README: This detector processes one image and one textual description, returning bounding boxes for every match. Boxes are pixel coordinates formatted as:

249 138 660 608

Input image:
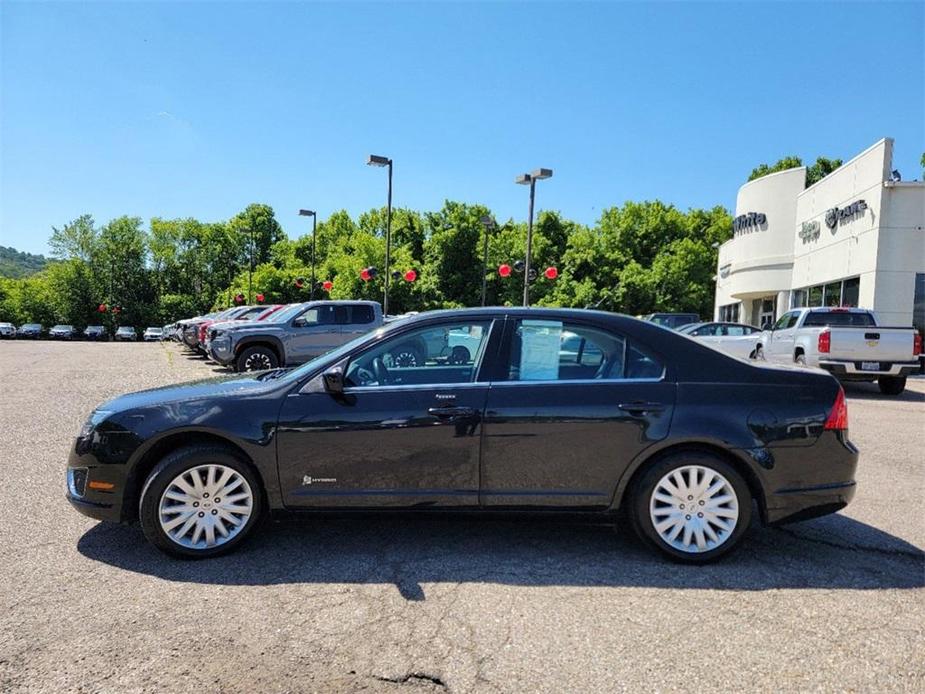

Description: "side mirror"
292 316 306 328
322 366 345 396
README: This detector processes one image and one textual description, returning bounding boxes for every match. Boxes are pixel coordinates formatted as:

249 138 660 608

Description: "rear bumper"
765 480 857 525
818 360 918 378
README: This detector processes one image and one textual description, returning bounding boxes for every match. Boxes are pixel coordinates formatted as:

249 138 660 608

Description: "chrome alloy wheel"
648 465 739 554
244 352 272 370
158 464 254 549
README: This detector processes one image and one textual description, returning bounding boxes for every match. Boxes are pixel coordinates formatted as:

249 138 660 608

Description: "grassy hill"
0 245 49 278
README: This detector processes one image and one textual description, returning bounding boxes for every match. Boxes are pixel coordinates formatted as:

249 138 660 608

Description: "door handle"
618 402 666 415
427 406 475 419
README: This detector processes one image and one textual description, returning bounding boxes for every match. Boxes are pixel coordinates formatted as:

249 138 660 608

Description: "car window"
349 304 375 324
298 305 336 326
803 311 876 327
772 312 795 330
693 324 720 336
345 321 492 388
507 320 663 382
725 325 748 336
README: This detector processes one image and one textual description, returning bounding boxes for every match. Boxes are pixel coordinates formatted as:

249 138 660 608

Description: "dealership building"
714 138 925 331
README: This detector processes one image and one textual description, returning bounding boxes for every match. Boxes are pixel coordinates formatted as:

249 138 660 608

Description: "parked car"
0 322 16 339
16 323 42 339
208 300 383 372
677 322 762 360
196 305 269 351
643 313 700 330
143 327 164 342
67 307 857 563
114 326 137 342
756 307 921 395
49 324 78 340
83 325 108 341
203 304 287 355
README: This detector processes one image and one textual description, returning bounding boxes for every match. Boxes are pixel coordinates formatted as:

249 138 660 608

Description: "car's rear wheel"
754 346 765 360
878 375 906 395
795 352 806 366
236 345 279 372
630 453 751 563
139 445 263 558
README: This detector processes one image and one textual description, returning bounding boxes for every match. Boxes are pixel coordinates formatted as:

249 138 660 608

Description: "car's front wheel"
139 445 263 558
630 453 751 564
236 345 279 372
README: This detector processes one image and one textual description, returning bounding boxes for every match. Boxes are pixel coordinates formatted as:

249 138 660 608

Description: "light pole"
246 225 255 304
479 215 496 307
515 168 553 306
367 154 393 315
298 209 317 299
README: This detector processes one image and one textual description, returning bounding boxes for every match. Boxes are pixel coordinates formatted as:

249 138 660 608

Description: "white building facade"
714 138 925 331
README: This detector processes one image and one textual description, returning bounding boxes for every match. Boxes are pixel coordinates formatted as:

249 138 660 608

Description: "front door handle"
618 402 666 416
427 406 476 419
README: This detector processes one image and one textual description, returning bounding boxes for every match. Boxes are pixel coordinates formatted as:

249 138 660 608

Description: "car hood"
217 320 284 334
98 372 287 414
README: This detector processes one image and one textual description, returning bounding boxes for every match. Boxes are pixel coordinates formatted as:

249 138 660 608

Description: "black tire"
878 375 906 395
236 345 279 372
795 352 806 366
629 452 752 564
391 343 424 368
449 346 471 365
139 444 264 559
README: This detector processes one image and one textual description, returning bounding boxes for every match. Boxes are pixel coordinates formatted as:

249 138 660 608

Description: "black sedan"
66 308 858 563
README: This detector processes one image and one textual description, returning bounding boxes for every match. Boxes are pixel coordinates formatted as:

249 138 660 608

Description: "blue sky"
1 1 923 256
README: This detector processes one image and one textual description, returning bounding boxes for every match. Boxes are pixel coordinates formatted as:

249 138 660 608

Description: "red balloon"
256 293 265 302
498 264 512 278
322 280 333 292
544 266 558 280
360 268 371 282
98 303 107 313
404 269 417 283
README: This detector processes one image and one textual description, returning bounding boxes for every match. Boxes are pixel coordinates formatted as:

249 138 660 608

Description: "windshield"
53 325 72 330
23 324 40 329
117 327 133 332
266 304 306 323
87 326 103 330
275 316 415 383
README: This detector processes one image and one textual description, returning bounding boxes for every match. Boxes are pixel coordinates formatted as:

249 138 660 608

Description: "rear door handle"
618 402 666 415
427 406 476 419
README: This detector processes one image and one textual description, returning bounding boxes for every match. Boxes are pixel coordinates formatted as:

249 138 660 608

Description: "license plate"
860 361 880 371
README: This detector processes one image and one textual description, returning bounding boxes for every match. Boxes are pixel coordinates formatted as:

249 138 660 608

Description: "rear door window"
349 304 375 324
507 320 664 381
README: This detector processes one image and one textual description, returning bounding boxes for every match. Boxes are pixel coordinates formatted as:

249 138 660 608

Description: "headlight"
78 410 113 439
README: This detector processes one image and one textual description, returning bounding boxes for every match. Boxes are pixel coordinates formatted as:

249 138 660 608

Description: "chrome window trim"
489 376 666 387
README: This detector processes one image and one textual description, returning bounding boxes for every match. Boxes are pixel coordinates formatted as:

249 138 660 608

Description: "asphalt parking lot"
0 341 922 693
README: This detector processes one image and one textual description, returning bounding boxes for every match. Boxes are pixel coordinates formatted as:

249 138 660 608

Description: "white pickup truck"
756 307 922 395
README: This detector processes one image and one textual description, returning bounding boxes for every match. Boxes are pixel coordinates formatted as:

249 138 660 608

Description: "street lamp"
515 167 553 306
367 154 393 315
298 209 317 299
479 215 496 307
246 225 255 304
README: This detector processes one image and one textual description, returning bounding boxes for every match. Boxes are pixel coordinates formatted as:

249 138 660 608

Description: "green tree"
748 155 842 187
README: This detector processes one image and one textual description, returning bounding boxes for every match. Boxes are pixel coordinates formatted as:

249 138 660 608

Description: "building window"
842 277 860 308
914 273 925 334
795 277 860 309
719 303 739 322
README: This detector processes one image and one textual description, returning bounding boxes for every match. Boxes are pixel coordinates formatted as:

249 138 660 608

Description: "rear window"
803 311 875 327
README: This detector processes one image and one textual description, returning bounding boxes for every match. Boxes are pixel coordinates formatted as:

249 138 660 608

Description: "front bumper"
65 435 133 524
207 339 235 366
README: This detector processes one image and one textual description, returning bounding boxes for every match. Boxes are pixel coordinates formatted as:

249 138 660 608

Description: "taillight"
824 385 848 431
818 330 831 354
915 333 923 356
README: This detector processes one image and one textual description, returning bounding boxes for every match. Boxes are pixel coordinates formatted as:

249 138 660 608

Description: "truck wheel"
755 346 765 361
392 344 424 367
236 345 279 372
449 346 470 365
794 353 806 366
878 376 906 396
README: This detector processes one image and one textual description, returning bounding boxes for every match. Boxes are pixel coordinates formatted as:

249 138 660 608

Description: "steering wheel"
372 356 390 385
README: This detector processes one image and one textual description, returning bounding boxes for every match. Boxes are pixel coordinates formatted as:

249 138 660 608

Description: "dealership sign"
733 211 767 235
798 220 820 243
825 199 867 230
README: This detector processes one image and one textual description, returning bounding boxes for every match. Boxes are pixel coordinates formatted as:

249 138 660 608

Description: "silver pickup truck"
756 307 921 395
208 300 383 372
